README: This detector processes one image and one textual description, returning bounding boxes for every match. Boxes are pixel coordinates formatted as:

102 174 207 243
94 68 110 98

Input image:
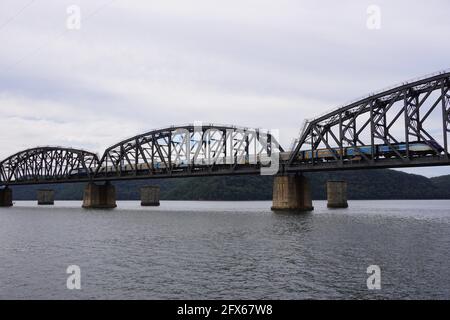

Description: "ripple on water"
0 200 449 299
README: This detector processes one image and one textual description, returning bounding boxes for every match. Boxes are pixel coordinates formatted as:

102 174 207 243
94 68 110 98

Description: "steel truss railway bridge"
1 71 450 210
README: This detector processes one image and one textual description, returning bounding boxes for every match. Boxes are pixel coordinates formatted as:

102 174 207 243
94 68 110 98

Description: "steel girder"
94 124 283 178
288 71 450 169
0 147 99 185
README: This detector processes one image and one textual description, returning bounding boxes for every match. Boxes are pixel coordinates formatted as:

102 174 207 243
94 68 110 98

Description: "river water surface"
0 200 449 299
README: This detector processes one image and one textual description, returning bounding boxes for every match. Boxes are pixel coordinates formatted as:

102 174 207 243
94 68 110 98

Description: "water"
0 200 449 300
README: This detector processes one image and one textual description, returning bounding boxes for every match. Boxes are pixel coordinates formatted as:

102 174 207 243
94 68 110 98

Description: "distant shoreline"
7 168 450 201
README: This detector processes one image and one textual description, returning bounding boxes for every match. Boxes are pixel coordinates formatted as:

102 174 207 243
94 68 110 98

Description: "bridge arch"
95 124 284 177
0 147 100 185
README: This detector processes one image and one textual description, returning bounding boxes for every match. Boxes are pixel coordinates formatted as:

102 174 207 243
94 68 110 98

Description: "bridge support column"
37 189 55 205
327 180 348 208
0 187 13 207
82 182 117 209
141 186 160 206
271 175 314 212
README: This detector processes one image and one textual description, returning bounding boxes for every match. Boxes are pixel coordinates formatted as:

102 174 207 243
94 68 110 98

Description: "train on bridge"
64 140 444 178
281 140 444 163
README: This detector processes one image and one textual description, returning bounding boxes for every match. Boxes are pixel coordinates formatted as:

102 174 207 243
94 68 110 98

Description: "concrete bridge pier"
0 187 13 207
141 186 160 206
327 180 348 208
37 189 55 205
82 182 117 209
271 175 314 212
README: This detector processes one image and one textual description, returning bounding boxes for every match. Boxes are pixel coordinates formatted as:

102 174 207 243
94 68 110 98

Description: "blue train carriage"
345 141 443 159
407 140 444 156
346 145 373 160
279 149 337 162
294 140 443 162
69 167 94 177
290 146 370 161
251 140 444 164
299 148 344 161
376 140 443 158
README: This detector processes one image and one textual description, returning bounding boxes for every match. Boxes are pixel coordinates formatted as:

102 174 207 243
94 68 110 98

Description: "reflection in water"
0 200 449 299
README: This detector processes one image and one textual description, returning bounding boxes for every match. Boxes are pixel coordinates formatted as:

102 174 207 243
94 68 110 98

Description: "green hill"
430 174 450 191
8 168 450 201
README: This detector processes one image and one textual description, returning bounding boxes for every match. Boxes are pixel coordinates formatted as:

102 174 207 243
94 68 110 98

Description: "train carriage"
284 140 443 163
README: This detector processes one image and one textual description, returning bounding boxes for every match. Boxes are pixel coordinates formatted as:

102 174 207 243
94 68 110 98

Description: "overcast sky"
0 0 449 177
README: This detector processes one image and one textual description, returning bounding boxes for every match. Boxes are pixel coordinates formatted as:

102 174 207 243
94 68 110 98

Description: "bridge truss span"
287 71 450 171
95 124 284 179
0 147 100 186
